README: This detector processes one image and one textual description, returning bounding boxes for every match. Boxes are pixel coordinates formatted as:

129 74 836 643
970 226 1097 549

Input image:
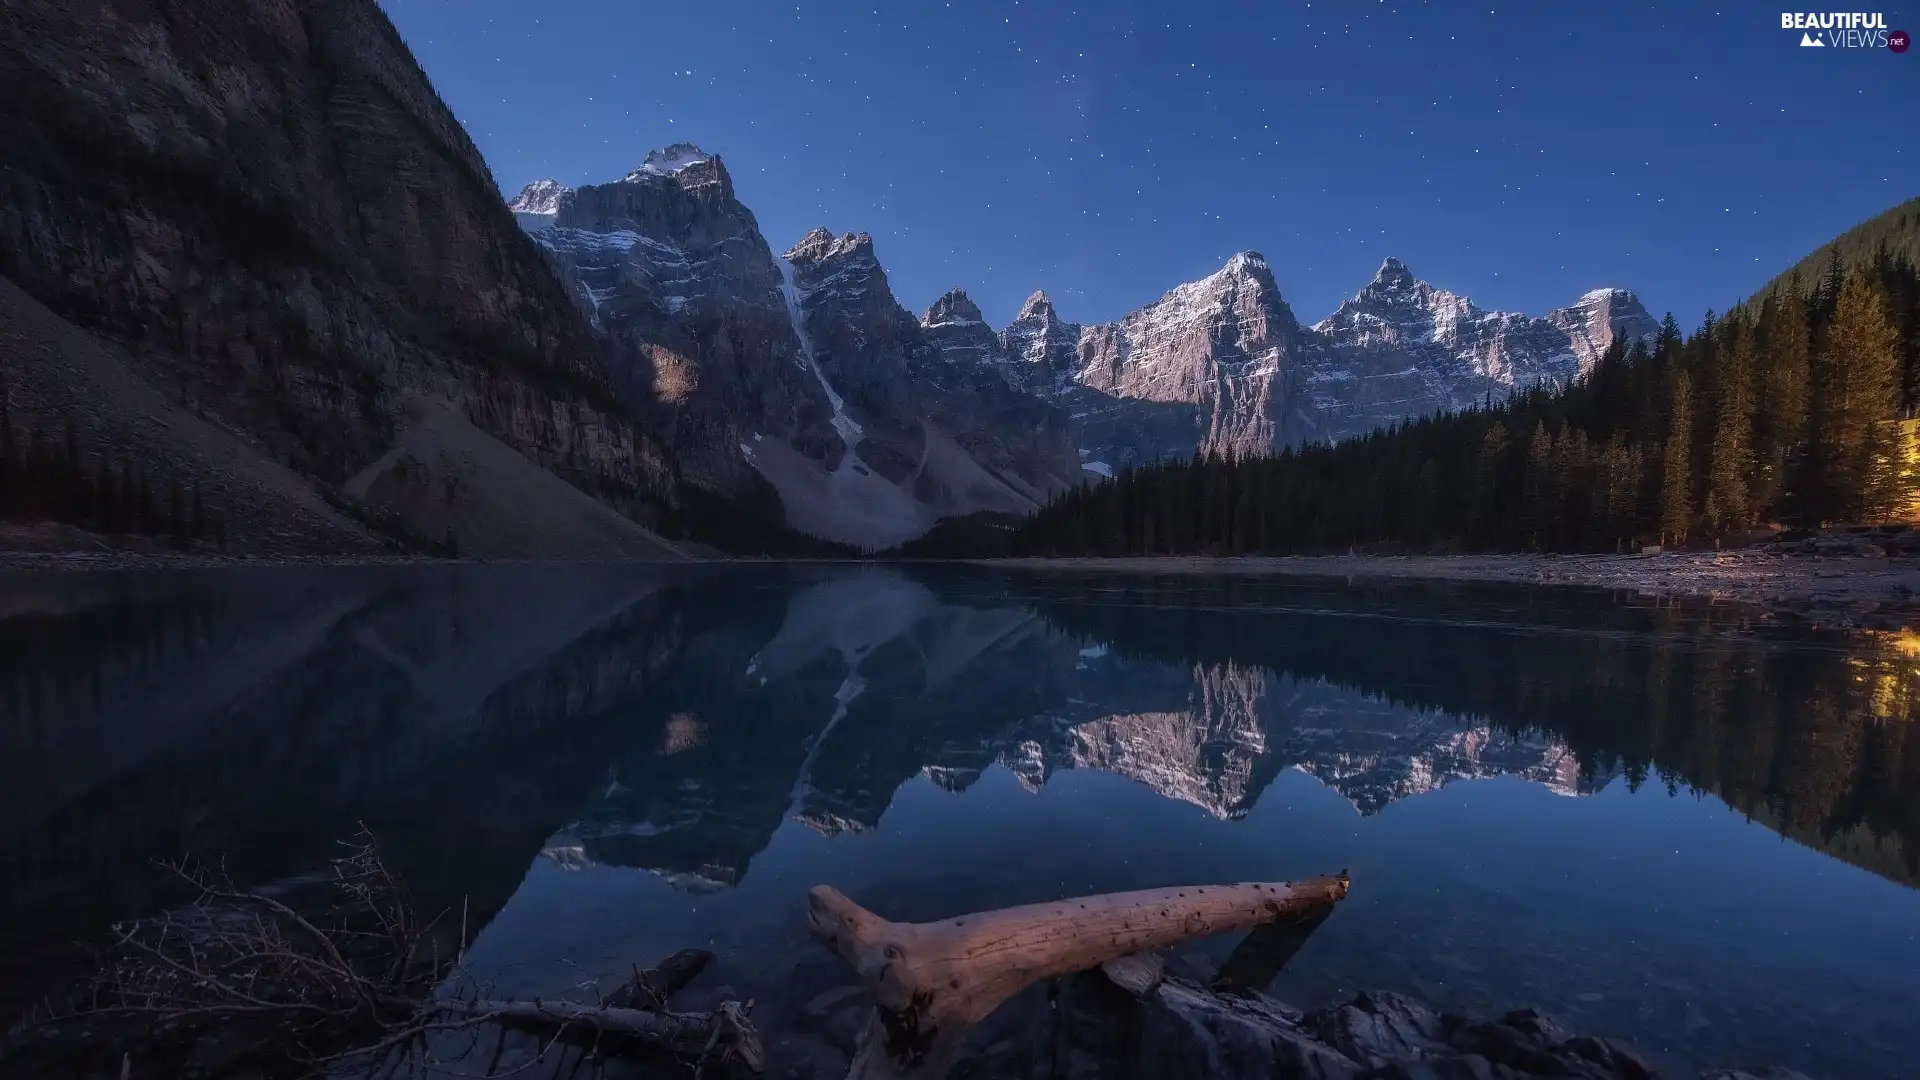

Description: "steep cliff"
518 154 1083 549
0 0 681 556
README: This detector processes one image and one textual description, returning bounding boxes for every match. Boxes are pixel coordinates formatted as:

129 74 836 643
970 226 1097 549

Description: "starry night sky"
379 0 1916 329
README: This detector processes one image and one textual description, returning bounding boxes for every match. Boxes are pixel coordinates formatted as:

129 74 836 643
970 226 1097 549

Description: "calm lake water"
2 563 1918 1078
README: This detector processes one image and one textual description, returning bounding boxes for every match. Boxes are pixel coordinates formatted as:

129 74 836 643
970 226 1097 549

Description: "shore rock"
947 974 1807 1080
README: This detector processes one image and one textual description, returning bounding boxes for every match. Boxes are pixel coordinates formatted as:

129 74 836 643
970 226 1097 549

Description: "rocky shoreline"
11 537 1920 632
987 550 1920 629
775 968 1812 1080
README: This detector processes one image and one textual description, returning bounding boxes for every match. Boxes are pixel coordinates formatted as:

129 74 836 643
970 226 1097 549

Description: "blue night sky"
379 0 1917 330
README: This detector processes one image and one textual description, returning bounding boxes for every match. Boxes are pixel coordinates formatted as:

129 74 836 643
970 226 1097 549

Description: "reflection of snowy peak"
1282 699 1596 814
542 578 1606 886
1060 662 1273 818
1026 655 1596 819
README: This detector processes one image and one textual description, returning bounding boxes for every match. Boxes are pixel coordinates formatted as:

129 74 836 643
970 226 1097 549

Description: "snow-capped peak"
785 227 874 267
507 178 571 215
1016 290 1058 322
624 143 714 180
922 288 986 328
1219 250 1270 278
1367 256 1418 291
1576 286 1636 304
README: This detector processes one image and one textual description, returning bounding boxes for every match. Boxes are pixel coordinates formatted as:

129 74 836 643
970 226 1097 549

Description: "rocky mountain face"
507 178 572 230
515 147 838 517
514 160 1082 549
1034 252 1326 470
1 0 1657 554
0 0 681 557
1003 254 1656 469
1305 258 1660 442
503 143 1652 545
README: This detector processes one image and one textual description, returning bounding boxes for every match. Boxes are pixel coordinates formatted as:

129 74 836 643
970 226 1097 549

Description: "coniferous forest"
0 378 221 550
1017 224 1920 557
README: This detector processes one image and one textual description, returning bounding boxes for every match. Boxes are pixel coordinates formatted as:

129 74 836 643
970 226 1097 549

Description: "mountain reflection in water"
2 563 1917 1078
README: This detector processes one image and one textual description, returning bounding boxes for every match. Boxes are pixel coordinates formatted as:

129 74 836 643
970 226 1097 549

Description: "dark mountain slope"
0 0 681 555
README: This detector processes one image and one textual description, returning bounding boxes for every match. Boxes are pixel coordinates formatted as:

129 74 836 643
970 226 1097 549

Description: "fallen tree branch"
32 831 765 1079
426 998 763 1074
808 872 1350 1080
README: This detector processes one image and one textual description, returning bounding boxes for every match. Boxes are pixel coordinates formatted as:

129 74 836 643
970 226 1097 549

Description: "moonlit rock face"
517 148 842 498
1302 258 1658 441
1003 251 1321 466
919 288 997 367
508 158 1079 549
999 289 1081 395
507 140 1655 516
508 178 572 232
507 178 572 215
625 142 713 178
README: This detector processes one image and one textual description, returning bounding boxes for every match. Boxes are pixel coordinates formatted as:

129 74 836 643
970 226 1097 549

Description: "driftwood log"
807 872 1351 1080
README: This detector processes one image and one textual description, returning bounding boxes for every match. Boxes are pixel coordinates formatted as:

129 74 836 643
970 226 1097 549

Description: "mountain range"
509 150 1658 547
2 0 1659 555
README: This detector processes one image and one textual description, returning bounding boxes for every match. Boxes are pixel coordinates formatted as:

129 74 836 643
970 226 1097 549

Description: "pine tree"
1814 272 1905 522
1522 420 1552 550
1660 370 1694 546
1756 290 1812 517
1657 313 1684 358
1815 246 1846 325
1471 421 1510 548
1704 321 1756 536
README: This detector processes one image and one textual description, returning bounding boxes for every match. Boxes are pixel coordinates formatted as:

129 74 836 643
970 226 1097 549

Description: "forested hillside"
1745 197 1920 312
1018 210 1920 556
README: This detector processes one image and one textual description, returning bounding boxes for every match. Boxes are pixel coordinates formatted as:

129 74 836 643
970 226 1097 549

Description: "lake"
2 563 1917 1078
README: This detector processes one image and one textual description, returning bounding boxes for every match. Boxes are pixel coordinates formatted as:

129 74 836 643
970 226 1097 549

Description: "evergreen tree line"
1018 246 1920 556
0 405 221 549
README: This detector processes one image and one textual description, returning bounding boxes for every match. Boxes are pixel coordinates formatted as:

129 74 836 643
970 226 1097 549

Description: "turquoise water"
2 564 1916 1077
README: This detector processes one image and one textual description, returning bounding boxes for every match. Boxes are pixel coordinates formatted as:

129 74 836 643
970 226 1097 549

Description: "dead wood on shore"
807 872 1351 1080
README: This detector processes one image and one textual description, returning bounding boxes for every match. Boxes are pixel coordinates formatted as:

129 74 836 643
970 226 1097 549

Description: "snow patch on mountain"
508 178 571 232
778 255 860 448
624 142 712 179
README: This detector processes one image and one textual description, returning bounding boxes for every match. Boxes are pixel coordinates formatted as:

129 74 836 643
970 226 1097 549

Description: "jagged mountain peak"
1301 260 1660 441
1571 286 1646 308
1367 256 1419 291
922 288 985 328
507 178 571 215
625 143 716 179
1016 290 1058 322
1219 250 1273 280
785 227 873 267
